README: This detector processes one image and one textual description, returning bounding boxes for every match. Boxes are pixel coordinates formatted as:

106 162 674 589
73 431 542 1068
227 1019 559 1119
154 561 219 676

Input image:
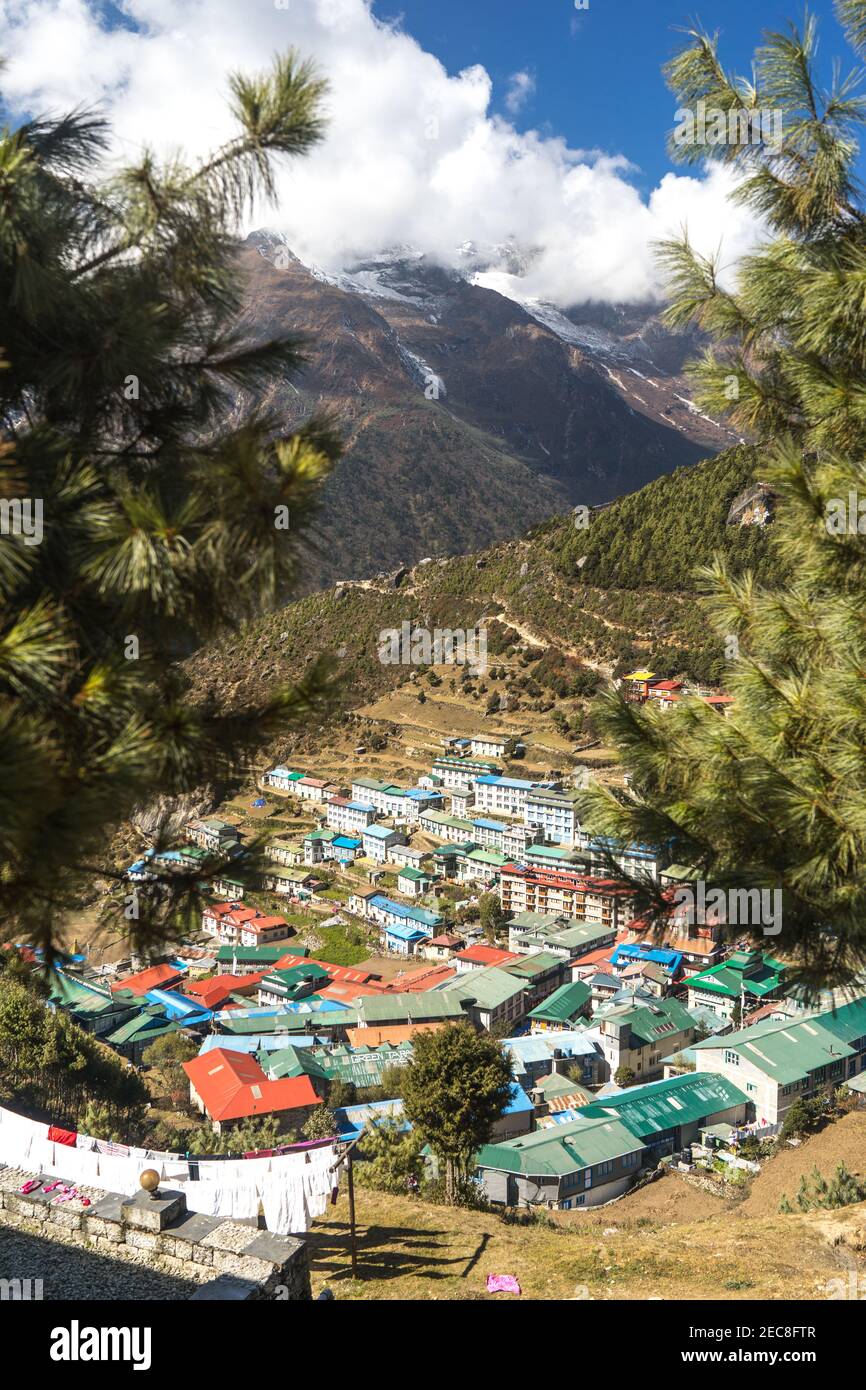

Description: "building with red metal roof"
183 1048 322 1133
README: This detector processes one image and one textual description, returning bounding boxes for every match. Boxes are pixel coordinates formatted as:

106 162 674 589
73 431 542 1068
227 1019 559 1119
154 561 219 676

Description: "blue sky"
375 0 858 193
0 0 860 304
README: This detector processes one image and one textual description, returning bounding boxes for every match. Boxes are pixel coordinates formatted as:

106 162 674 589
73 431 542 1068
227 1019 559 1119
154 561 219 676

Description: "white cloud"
504 69 535 115
0 0 765 306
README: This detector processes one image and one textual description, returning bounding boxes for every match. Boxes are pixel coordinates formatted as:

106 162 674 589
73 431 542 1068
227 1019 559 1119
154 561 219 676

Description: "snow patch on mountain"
398 344 446 397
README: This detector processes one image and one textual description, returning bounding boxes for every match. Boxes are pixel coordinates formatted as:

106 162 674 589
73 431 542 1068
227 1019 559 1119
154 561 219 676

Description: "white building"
430 757 500 790
470 817 540 857
524 788 582 847
326 797 377 834
450 787 474 818
693 998 866 1125
262 766 304 792
457 848 509 884
351 778 441 822
469 735 517 759
578 835 663 882
295 776 333 803
362 824 407 863
419 809 474 843
473 775 552 818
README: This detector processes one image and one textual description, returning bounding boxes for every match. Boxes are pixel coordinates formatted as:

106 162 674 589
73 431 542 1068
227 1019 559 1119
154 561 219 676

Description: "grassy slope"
308 1178 861 1302
308 1113 866 1301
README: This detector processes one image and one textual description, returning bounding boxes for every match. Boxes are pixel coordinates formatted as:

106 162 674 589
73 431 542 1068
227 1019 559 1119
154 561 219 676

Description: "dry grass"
307 1178 864 1301
741 1109 866 1216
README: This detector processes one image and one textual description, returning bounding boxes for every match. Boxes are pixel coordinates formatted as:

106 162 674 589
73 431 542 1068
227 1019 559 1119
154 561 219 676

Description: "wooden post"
346 1148 358 1280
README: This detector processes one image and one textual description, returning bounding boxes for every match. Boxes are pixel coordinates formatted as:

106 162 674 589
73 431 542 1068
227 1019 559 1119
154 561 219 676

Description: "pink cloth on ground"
486 1274 521 1295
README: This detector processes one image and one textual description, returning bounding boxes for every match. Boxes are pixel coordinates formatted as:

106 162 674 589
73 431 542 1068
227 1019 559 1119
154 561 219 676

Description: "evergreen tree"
302 1104 339 1141
0 51 339 956
400 1024 512 1203
354 1118 425 1196
577 2 866 991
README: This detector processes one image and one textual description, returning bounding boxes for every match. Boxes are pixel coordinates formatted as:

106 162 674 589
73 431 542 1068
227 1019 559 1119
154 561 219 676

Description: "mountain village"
5 663 863 1263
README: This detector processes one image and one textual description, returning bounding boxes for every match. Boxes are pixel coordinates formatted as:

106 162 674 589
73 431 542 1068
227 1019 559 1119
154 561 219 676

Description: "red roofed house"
110 962 184 997
239 915 293 947
454 944 521 974
701 693 735 717
182 974 264 1011
499 865 636 930
201 902 293 947
383 963 457 992
183 1049 322 1135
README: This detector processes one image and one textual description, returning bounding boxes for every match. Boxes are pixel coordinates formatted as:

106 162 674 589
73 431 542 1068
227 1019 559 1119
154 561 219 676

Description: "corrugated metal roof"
577 1072 749 1137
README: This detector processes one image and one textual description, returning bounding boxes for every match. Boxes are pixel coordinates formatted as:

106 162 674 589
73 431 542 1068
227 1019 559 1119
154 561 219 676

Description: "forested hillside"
186 443 779 737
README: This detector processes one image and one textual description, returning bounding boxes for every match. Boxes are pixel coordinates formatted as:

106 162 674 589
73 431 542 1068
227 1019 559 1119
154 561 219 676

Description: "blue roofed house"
502 1031 606 1091
610 942 682 987
362 823 407 864
367 895 443 955
326 797 378 833
334 1098 408 1142
492 1083 536 1141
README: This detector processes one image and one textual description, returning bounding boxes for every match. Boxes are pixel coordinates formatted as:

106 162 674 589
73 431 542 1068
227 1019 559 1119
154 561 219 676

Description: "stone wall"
0 1165 311 1301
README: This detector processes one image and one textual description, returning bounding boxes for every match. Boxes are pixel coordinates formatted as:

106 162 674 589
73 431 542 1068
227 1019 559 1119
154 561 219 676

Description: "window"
597 1160 613 1177
724 1051 740 1066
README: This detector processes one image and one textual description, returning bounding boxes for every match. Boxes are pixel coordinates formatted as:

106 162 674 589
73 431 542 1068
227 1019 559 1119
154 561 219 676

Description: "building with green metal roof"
577 1071 749 1151
527 979 592 1030
686 949 787 1021
595 996 698 1084
260 1043 331 1088
457 847 510 884
215 943 307 973
352 992 466 1028
257 962 331 1007
476 1113 646 1209
694 994 866 1123
266 1040 415 1091
507 913 616 960
106 1010 181 1062
502 951 568 1011
45 968 136 1037
437 964 527 1032
477 1069 752 1207
217 1006 358 1037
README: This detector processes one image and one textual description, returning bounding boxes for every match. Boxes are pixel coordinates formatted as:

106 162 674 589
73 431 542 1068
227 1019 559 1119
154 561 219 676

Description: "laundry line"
0 1104 344 1234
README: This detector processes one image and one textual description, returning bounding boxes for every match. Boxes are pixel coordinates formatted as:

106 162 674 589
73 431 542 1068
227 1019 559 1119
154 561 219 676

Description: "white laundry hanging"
0 1109 49 1170
260 1147 339 1234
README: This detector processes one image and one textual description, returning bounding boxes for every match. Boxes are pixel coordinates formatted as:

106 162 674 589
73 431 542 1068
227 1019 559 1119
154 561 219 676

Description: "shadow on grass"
306 1219 493 1283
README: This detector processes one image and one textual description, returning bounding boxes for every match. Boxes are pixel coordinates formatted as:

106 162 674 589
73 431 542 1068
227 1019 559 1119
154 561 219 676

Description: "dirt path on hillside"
489 603 608 675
